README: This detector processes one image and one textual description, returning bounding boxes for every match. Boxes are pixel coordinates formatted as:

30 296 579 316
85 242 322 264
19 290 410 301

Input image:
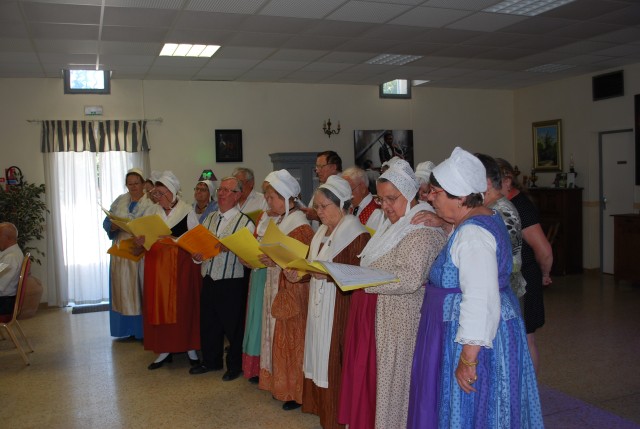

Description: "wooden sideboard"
527 187 583 276
612 214 640 283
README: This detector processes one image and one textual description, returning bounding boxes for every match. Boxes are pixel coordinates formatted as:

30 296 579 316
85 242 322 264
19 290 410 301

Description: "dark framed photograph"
354 129 414 170
532 119 562 171
215 129 243 163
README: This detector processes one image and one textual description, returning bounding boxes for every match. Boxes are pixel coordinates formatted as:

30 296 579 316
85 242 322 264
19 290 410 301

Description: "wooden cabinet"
612 214 640 283
270 152 319 203
528 187 583 275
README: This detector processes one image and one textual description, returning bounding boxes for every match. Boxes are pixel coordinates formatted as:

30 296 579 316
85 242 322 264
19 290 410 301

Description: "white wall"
514 63 640 268
0 78 514 300
1 63 638 297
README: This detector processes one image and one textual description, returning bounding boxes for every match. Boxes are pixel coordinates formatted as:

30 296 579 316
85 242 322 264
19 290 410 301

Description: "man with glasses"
302 150 342 226
190 177 254 382
342 166 384 231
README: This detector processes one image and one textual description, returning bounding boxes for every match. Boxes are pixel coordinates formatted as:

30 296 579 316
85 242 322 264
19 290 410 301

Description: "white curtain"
42 120 150 307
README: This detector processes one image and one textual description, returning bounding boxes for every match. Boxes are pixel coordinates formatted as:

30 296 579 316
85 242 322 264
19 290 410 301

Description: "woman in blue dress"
407 147 543 428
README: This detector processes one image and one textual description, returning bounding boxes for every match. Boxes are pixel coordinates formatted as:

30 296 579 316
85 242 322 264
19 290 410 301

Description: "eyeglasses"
126 182 142 187
428 187 445 197
152 189 169 198
216 187 239 194
350 182 363 193
312 202 334 211
374 194 402 205
194 187 210 193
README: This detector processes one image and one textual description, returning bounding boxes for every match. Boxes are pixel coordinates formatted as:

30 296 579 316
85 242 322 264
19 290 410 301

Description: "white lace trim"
454 336 494 349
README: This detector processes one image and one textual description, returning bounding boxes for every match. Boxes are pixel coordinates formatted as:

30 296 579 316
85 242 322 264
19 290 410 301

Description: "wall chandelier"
322 118 340 138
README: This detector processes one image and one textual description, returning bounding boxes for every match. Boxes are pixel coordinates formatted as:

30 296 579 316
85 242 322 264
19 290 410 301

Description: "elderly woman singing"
357 159 447 429
407 147 543 428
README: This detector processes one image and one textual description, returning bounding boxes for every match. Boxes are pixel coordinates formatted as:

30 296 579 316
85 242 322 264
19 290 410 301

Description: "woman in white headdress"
357 159 447 429
414 161 436 203
103 167 154 339
137 171 201 370
283 175 370 428
407 147 542 428
186 179 218 230
257 170 314 411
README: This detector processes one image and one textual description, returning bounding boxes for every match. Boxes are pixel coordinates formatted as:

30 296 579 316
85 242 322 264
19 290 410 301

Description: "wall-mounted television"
592 70 624 101
63 69 111 95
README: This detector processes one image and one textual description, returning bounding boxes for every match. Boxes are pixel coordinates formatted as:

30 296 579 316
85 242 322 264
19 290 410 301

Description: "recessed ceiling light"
159 43 220 58
484 0 576 16
525 63 576 73
367 54 423 66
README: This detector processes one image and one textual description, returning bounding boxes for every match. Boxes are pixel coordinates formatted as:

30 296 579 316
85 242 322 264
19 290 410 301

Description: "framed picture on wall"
215 129 243 163
354 129 414 170
532 119 562 171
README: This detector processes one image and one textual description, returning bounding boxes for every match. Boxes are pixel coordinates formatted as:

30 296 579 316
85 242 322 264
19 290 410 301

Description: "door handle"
602 196 607 211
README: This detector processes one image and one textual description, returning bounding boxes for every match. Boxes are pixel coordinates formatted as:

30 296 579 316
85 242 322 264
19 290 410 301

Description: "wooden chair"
0 252 34 365
546 222 560 247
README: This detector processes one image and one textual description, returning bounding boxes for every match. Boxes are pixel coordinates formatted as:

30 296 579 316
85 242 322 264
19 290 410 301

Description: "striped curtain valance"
41 120 150 153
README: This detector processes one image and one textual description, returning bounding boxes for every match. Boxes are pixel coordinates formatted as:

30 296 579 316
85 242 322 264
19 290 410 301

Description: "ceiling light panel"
484 0 577 17
159 43 220 57
367 54 423 65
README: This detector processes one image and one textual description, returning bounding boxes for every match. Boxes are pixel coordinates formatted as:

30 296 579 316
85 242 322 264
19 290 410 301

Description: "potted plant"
0 181 48 265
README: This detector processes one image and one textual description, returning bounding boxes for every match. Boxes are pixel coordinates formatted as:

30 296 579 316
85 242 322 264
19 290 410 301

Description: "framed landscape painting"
532 119 562 171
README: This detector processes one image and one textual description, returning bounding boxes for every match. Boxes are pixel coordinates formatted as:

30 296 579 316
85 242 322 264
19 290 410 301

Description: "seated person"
0 222 24 315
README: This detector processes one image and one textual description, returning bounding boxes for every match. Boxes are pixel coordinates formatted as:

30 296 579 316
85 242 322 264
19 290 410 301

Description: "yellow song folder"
101 206 130 224
218 227 266 269
160 224 221 260
110 214 172 250
244 209 264 224
258 220 309 268
107 238 144 262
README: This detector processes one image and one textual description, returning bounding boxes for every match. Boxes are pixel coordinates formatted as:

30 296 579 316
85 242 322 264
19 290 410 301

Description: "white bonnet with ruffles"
318 175 352 210
414 161 436 185
156 170 181 202
265 169 300 216
379 159 418 215
432 147 487 196
126 167 144 181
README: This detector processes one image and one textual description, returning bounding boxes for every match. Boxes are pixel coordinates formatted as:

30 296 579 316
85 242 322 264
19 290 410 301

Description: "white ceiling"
1 0 639 89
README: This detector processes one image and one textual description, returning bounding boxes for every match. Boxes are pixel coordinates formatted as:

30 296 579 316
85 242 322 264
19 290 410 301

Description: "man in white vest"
190 177 255 381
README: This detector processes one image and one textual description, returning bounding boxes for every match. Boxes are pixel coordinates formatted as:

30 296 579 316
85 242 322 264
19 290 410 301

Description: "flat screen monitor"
64 69 111 94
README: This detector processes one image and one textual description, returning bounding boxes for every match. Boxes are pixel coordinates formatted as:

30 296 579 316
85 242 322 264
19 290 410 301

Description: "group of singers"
104 147 548 429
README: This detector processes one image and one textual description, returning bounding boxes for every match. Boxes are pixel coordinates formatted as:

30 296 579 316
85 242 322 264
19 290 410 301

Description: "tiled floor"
1 271 639 428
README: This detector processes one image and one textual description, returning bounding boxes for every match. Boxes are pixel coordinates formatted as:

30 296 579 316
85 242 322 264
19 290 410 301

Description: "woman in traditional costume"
103 167 153 339
186 179 218 230
241 180 275 384
407 147 543 428
358 160 447 429
284 175 369 428
257 170 314 411
138 171 201 370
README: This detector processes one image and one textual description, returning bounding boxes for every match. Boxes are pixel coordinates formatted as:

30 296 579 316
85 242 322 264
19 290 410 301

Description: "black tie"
353 206 359 216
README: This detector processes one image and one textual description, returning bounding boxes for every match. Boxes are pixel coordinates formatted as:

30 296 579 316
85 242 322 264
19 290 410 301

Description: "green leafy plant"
0 182 48 264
